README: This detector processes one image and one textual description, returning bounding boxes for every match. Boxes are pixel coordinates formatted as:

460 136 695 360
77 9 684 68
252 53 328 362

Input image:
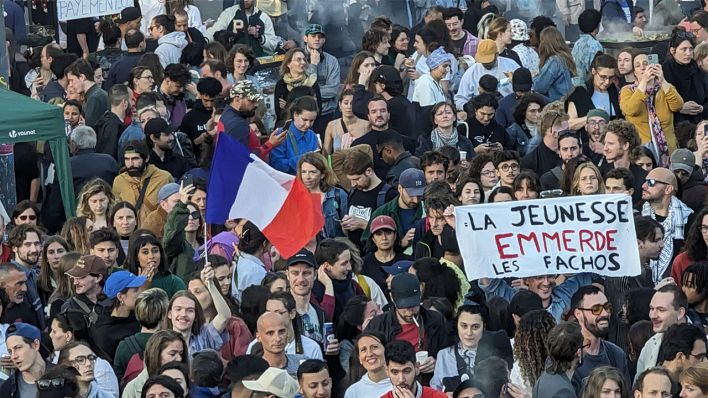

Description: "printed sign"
58 0 133 21
455 194 641 280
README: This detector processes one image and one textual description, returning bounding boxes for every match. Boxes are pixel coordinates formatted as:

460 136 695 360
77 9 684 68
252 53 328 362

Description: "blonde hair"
694 42 708 64
679 363 708 395
570 162 605 195
48 251 80 304
538 26 576 76
487 17 509 41
76 178 116 221
297 152 339 192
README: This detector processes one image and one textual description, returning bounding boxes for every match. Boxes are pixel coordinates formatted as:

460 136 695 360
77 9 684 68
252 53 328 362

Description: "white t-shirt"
344 374 393 398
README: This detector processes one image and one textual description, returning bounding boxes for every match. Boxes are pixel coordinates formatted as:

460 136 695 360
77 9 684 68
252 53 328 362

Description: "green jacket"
163 202 198 281
360 195 424 244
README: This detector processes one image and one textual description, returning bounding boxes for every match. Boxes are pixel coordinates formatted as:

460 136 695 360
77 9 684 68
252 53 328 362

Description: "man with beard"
352 97 413 180
377 131 420 187
380 339 447 398
145 118 189 180
541 130 581 190
112 140 174 225
221 80 263 148
61 255 109 325
582 109 609 163
286 249 331 346
455 39 520 108
4 225 44 328
571 286 631 392
158 63 191 128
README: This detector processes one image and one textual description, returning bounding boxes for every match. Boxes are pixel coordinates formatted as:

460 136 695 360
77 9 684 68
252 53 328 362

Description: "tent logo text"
8 129 36 138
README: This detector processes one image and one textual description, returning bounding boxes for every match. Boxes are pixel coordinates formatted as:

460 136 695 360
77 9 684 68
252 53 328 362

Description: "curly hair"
76 178 116 222
603 119 640 149
60 217 92 254
513 309 556 386
683 208 708 262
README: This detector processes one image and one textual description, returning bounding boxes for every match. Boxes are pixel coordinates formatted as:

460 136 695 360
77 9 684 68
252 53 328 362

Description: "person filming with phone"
620 51 684 166
661 29 708 124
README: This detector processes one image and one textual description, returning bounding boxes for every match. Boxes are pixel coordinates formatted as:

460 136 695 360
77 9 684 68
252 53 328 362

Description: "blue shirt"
269 123 319 175
220 105 250 147
533 56 574 101
572 34 604 87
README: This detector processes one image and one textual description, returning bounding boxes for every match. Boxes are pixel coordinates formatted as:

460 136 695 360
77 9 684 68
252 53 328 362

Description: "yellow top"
619 83 684 154
257 0 287 17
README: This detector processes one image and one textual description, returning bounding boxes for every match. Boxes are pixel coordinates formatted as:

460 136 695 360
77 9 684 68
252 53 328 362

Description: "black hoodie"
94 110 126 160
90 303 141 363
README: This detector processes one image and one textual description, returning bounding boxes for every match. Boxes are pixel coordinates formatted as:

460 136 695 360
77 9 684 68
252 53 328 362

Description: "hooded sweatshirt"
344 374 392 398
155 31 188 67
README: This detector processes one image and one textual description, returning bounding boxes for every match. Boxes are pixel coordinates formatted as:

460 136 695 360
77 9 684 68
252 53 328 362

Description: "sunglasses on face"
37 378 66 390
577 302 612 315
188 211 200 219
645 178 669 187
18 214 37 221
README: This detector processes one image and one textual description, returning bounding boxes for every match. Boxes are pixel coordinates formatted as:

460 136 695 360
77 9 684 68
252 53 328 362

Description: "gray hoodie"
155 31 188 67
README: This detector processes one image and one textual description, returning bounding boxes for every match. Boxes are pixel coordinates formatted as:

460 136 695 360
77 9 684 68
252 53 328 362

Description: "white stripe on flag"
228 159 291 228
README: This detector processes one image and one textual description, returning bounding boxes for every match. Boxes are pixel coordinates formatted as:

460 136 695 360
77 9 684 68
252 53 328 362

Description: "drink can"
323 322 334 350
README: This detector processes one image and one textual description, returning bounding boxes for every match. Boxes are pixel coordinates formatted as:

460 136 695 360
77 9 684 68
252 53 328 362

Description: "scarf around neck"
283 72 318 91
431 127 459 149
630 81 670 166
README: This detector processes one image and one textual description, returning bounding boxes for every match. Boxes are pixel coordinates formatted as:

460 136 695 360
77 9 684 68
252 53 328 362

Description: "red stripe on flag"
262 178 324 258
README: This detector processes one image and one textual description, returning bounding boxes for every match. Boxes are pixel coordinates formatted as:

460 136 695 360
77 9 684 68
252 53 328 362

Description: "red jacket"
380 386 447 398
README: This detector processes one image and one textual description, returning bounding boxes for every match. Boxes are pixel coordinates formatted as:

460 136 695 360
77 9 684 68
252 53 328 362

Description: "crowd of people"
1 0 708 398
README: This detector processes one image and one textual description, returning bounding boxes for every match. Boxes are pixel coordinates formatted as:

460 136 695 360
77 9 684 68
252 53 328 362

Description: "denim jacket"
533 55 574 101
322 187 348 238
506 123 540 157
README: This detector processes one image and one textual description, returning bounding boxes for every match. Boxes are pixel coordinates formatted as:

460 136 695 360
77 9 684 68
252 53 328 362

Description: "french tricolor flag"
205 134 324 258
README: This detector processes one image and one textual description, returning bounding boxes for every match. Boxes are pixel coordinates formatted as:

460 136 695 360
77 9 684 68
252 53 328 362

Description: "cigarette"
412 316 419 328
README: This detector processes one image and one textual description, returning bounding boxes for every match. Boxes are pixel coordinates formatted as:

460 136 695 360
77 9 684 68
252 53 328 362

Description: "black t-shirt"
361 252 412 294
1 300 41 328
13 143 39 202
451 33 467 56
66 17 99 56
347 181 398 247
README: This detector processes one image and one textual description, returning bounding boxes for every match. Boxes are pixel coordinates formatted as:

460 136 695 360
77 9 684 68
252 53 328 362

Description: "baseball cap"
426 47 452 70
6 322 41 342
229 80 263 102
390 273 422 308
399 168 425 197
510 19 529 41
242 367 299 398
370 215 397 234
372 65 404 93
66 255 108 279
158 183 180 202
669 148 696 174
475 39 497 64
512 67 533 92
286 248 317 268
144 118 176 137
104 271 147 299
382 260 413 275
586 108 610 122
305 24 325 36
117 7 141 24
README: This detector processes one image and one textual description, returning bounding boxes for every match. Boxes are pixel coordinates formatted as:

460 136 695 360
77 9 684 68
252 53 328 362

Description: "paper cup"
416 350 428 364
460 151 467 160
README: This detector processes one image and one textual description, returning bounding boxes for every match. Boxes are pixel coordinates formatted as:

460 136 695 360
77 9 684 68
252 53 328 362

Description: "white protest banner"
455 194 641 280
58 0 133 21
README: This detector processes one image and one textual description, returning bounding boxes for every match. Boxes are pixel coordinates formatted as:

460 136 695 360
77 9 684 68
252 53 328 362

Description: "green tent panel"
0 88 75 218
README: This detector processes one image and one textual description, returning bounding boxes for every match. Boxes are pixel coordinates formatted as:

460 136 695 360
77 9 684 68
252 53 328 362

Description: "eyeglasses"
481 170 496 177
499 163 520 172
645 178 669 187
700 225 708 233
37 378 66 390
140 75 155 81
188 211 200 219
71 354 97 366
587 120 607 128
688 351 706 361
18 214 37 221
577 302 612 315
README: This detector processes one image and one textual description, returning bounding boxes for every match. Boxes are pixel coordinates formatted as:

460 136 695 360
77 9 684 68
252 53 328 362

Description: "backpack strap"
124 335 142 358
72 297 98 326
376 183 392 208
135 176 152 213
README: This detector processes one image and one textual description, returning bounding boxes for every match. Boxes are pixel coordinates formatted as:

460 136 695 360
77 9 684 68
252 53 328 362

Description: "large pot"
598 30 672 49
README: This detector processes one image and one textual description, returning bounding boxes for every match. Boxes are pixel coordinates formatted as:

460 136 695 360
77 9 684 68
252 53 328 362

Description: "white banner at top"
57 0 133 21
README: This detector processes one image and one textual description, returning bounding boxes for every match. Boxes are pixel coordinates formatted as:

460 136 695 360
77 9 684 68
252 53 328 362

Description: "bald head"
647 167 677 190
256 312 288 356
257 312 286 333
642 167 677 203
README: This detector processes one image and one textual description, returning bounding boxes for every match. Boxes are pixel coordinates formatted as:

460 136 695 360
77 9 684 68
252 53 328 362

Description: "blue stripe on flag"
205 134 254 224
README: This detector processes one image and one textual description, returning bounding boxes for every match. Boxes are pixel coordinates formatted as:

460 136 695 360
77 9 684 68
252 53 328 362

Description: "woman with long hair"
570 162 605 196
137 53 164 86
344 51 377 88
122 330 189 398
390 25 410 71
111 202 138 256
48 252 80 317
76 178 116 230
163 183 203 280
671 208 708 284
61 217 93 254
487 17 522 66
630 146 657 172
662 29 708 124
506 93 544 156
409 257 463 309
416 102 474 158
50 310 118 396
620 52 683 165
361 215 412 293
232 222 271 304
431 303 488 390
323 89 370 154
533 26 576 101
510 309 556 394
38 236 70 307
274 48 322 126
169 274 229 356
125 232 186 298
297 153 348 238
468 154 499 196
581 366 629 398
616 48 639 88
512 171 541 200
261 272 289 293
566 54 624 131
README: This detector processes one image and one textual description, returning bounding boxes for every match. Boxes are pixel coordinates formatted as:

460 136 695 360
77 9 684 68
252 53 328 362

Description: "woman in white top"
344 331 392 398
412 48 451 107
510 309 556 395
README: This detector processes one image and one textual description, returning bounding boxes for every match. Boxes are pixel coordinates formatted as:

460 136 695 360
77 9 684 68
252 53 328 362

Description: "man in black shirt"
521 107 566 176
145 118 190 180
341 150 398 249
467 93 513 153
540 130 581 190
378 131 421 186
180 77 222 160
67 17 99 58
599 119 647 205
